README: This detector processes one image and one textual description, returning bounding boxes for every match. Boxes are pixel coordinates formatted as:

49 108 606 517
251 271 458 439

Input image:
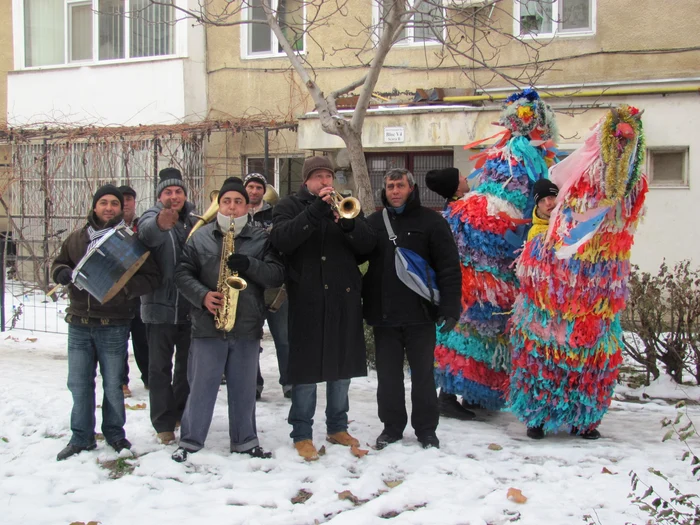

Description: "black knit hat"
425 167 460 200
218 177 249 204
532 178 559 204
156 167 187 197
92 184 124 210
244 173 267 192
302 156 334 181
118 185 136 198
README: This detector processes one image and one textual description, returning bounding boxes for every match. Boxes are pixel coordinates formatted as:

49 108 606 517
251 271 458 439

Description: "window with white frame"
23 0 175 67
243 0 304 58
647 147 689 187
373 0 445 45
514 0 594 37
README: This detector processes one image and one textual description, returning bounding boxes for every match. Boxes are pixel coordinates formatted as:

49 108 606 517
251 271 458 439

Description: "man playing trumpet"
172 177 284 461
270 156 376 461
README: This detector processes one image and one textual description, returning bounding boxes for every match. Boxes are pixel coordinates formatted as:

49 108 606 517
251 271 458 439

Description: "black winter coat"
138 201 198 324
362 188 461 326
270 185 377 384
175 221 284 339
50 213 160 323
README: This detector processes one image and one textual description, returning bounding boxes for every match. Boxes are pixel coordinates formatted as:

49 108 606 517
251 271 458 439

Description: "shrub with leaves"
627 402 700 524
621 261 700 386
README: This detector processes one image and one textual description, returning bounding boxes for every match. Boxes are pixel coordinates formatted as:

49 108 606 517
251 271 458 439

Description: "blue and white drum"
72 226 150 304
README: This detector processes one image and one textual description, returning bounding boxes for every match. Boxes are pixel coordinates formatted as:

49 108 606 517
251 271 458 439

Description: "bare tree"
148 0 549 209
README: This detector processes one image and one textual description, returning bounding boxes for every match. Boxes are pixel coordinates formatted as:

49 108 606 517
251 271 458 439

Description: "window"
246 156 304 197
243 0 304 58
22 0 175 67
647 147 689 187
366 151 453 208
514 0 594 37
374 0 445 45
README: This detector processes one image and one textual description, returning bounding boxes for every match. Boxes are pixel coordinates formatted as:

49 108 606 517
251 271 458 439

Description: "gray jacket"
138 200 198 324
175 221 284 339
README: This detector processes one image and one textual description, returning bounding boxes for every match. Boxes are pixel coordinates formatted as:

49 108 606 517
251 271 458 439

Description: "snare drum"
72 226 150 304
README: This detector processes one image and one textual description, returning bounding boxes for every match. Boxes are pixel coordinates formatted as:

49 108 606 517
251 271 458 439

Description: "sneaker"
326 431 360 447
526 425 545 440
109 438 132 453
157 431 176 445
375 431 402 450
171 447 190 463
439 392 476 421
56 443 97 461
122 385 132 398
571 427 601 440
418 434 440 450
238 446 272 459
294 439 319 461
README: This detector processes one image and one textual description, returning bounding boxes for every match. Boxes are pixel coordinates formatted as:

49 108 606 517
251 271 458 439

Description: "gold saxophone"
214 222 248 332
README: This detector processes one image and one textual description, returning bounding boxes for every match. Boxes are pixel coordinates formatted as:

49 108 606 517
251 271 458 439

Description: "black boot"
571 427 601 440
171 447 194 463
375 430 403 450
439 391 476 421
418 434 440 450
109 438 132 453
526 425 545 440
57 443 97 461
238 446 272 459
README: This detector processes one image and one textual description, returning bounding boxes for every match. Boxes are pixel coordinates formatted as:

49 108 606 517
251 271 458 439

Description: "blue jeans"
67 323 130 447
289 379 351 442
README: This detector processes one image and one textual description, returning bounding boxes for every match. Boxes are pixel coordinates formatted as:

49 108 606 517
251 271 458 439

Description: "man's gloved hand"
56 267 73 286
437 316 457 334
227 253 250 273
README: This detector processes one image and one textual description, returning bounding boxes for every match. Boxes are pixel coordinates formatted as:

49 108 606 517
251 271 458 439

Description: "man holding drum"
138 168 198 445
51 184 160 461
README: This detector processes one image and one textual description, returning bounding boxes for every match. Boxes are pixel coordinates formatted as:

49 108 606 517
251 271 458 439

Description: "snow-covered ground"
1 329 699 525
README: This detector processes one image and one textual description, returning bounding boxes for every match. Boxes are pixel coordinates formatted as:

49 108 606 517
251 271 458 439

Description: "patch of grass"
99 457 135 479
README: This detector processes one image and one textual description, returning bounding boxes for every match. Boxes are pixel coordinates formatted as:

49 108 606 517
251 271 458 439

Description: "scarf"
86 220 126 252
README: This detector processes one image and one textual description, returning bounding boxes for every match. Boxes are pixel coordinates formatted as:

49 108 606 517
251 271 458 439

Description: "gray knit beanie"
156 168 188 197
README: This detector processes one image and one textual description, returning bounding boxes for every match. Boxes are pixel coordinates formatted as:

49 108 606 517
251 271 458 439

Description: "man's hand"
227 253 250 273
55 267 72 286
317 187 339 222
156 199 179 230
203 291 225 315
437 316 457 334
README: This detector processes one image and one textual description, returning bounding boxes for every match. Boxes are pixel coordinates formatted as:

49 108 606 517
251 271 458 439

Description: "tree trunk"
344 131 375 214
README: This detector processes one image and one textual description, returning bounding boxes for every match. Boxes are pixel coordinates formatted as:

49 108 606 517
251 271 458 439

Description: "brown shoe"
122 385 132 398
294 439 319 461
157 431 176 445
326 431 360 447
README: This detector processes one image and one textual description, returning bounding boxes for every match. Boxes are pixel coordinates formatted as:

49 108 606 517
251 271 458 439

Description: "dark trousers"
148 323 191 433
123 313 149 387
373 323 438 439
256 299 291 394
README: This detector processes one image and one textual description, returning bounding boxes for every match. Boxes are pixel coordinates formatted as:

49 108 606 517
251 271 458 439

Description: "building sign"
384 127 405 143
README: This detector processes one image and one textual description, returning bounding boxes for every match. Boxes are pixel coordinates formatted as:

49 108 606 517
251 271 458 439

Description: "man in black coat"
138 168 198 445
270 156 376 461
172 177 284 462
362 168 461 450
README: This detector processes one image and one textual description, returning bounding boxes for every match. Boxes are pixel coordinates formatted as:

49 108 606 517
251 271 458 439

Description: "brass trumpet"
329 190 361 219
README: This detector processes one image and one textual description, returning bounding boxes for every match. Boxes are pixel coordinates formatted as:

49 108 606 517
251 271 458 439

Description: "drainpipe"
443 85 700 103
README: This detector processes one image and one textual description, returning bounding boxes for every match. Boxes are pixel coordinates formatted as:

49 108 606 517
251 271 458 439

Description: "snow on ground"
1 330 699 525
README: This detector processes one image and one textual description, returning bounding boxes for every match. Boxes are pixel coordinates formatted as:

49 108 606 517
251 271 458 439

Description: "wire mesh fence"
2 135 205 333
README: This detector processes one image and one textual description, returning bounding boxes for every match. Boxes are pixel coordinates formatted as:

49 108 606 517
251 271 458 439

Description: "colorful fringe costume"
509 105 648 432
434 89 558 410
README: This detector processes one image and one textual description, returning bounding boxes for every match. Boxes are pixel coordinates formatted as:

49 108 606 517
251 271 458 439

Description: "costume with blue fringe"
508 105 647 433
434 89 559 410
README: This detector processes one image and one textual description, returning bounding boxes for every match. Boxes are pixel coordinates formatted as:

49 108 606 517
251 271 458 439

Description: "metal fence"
2 135 205 333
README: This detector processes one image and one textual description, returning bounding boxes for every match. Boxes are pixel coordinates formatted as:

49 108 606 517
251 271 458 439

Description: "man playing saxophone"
172 177 284 462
